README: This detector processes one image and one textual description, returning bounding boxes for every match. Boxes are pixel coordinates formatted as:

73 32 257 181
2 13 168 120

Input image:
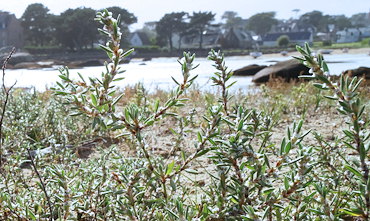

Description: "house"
336 28 361 43
271 19 299 33
222 28 255 49
336 27 370 43
359 27 370 38
262 32 313 47
129 32 151 47
181 32 221 49
0 11 24 49
172 29 222 49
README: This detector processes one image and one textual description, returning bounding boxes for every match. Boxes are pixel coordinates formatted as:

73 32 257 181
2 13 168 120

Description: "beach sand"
260 47 370 59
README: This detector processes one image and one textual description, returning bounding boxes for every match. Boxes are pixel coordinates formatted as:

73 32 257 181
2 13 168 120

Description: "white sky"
1 0 369 30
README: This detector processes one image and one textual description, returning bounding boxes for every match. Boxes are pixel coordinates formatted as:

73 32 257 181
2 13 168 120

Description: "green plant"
1 9 370 221
296 43 370 219
53 9 217 220
277 35 290 47
0 47 16 167
322 40 332 46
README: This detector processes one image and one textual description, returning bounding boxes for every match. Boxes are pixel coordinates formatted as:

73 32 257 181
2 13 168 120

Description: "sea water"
5 53 370 92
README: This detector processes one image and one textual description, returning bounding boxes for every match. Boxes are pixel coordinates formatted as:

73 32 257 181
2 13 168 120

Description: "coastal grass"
313 38 370 49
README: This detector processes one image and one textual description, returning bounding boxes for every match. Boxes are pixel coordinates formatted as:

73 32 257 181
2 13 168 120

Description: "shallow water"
5 53 370 92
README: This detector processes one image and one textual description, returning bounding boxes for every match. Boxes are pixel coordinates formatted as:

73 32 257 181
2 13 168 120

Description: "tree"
21 3 53 46
247 12 277 36
189 11 215 49
299 11 323 28
140 22 158 45
350 13 370 28
221 11 243 30
328 15 352 30
298 10 329 32
277 35 289 47
54 8 98 50
156 12 188 51
105 6 137 27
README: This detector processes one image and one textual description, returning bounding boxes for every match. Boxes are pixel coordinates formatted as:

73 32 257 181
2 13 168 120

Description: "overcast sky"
1 0 370 30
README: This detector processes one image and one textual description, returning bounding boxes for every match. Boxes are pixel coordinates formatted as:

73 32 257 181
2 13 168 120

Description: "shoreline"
252 47 370 59
3 47 370 70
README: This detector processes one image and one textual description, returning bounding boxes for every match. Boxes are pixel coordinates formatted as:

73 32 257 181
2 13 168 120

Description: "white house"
336 28 361 43
129 32 151 47
336 27 370 43
359 27 370 38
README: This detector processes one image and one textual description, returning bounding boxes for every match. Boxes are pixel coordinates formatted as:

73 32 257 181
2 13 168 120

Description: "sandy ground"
261 47 370 59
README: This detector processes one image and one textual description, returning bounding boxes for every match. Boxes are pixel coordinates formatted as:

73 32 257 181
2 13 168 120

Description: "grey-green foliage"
1 9 370 221
2 90 91 151
277 35 290 47
296 43 369 219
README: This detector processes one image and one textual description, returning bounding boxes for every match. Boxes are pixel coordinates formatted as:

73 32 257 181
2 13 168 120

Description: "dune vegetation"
0 10 369 220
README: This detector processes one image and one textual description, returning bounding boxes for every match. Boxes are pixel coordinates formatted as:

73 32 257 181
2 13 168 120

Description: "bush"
277 35 290 47
24 45 64 54
322 40 332 46
0 10 369 221
361 37 370 46
134 45 161 53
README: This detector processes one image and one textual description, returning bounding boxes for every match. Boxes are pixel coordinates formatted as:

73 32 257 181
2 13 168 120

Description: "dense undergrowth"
0 10 369 220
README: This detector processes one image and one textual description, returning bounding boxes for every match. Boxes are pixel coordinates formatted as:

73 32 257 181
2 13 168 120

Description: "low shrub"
134 45 162 53
322 40 332 46
0 9 368 220
277 35 290 47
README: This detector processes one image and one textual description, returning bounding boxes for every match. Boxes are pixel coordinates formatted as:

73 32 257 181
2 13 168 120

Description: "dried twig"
0 47 16 167
27 149 54 221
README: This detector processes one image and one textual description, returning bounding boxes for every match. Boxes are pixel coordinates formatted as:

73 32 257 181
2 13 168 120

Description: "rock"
142 57 152 62
5 53 34 65
36 60 55 68
252 59 309 83
233 64 267 76
69 59 103 68
13 62 42 69
343 66 370 79
280 51 288 56
5 64 14 69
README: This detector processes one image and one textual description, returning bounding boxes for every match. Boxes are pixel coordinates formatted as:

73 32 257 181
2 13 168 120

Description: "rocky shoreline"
2 51 111 69
2 48 370 83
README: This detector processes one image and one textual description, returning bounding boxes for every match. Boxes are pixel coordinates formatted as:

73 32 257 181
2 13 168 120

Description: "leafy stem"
296 43 369 218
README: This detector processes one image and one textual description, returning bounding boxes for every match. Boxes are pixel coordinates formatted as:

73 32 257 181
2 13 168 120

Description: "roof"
202 32 221 45
137 32 151 45
263 32 311 41
130 32 151 45
233 29 252 41
225 28 253 42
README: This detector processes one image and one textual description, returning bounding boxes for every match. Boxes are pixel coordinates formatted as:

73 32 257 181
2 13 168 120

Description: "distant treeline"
16 3 370 51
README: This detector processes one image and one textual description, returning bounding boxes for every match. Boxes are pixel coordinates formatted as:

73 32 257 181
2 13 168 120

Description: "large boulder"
343 66 370 79
68 59 103 68
13 62 42 69
233 64 267 76
3 52 34 65
252 59 309 83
